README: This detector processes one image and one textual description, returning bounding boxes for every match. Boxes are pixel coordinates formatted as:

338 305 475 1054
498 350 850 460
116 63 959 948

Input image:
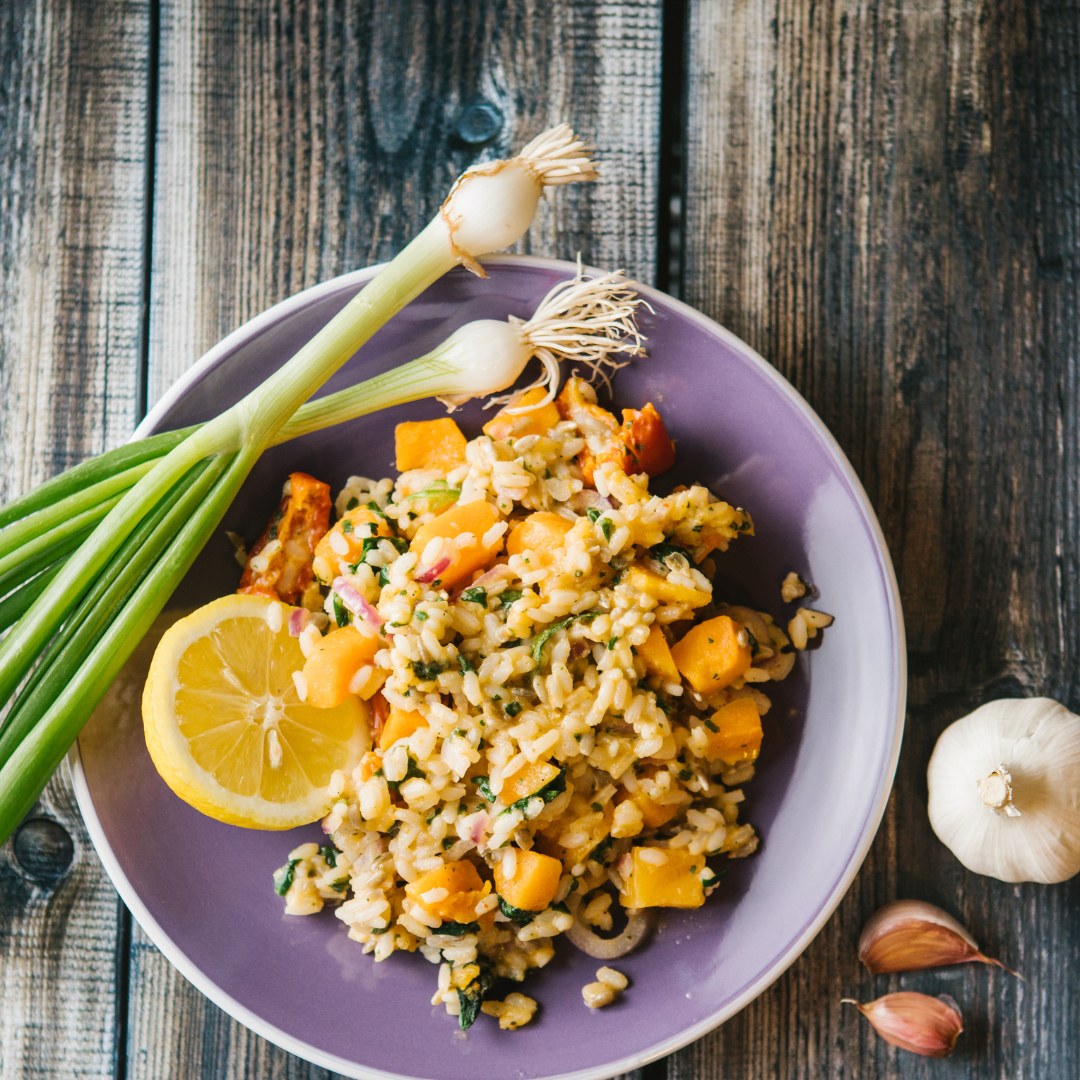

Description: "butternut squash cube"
623 847 705 909
506 512 575 567
704 697 763 765
379 706 427 751
501 760 561 804
405 860 491 924
303 626 381 709
636 623 680 682
623 564 711 609
670 615 752 693
483 387 561 442
616 786 680 829
409 500 503 589
620 403 676 476
395 418 467 473
494 848 563 912
313 506 393 580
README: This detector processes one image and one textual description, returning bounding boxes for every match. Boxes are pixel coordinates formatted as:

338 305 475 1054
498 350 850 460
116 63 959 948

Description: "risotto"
250 377 831 1031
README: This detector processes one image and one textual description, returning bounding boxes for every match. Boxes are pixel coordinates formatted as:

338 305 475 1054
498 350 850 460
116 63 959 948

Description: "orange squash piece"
395 418 468 473
704 697 763 765
616 768 680 829
379 706 428 751
620 403 675 476
636 623 681 682
501 760 561 803
302 626 381 709
405 860 491 924
670 615 752 694
623 564 711 609
483 387 561 441
494 849 563 912
238 472 331 605
313 506 393 581
409 500 502 589
506 512 574 567
623 847 705 909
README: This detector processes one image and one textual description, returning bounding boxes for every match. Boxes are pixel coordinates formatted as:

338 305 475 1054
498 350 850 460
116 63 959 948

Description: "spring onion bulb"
0 124 597 845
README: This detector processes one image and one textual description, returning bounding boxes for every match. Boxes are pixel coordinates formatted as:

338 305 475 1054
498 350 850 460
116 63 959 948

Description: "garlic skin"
927 697 1080 883
844 993 963 1058
858 900 1014 974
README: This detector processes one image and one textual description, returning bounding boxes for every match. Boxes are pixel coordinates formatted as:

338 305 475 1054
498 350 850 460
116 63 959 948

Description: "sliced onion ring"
415 555 451 585
564 896 655 959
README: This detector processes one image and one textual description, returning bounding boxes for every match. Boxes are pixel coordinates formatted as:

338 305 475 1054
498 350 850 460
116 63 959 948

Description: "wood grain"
0 0 149 1077
676 1 1080 1077
132 1 662 1074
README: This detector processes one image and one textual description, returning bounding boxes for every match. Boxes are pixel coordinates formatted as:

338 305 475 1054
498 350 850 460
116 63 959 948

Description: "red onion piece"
565 909 655 959
288 608 309 637
469 811 491 844
452 563 515 601
569 490 615 514
332 577 384 629
415 555 451 585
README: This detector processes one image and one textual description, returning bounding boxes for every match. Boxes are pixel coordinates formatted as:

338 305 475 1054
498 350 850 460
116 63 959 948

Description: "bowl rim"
69 253 906 1080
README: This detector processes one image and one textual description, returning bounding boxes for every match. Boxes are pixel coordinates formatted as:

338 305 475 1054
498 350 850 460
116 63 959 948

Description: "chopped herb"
544 469 552 479
370 925 392 935
385 820 402 838
319 845 338 867
607 636 618 650
600 517 615 541
611 570 623 587
378 565 390 587
589 837 613 866
456 961 497 1031
366 500 387 518
333 593 350 627
442 837 456 849
457 654 474 674
426 807 441 824
461 586 488 606
690 865 697 874
272 858 300 897
707 637 714 644
475 776 496 802
530 610 601 661
704 719 719 733
574 569 583 577
648 541 692 565
345 496 360 511
414 611 428 621
498 896 536 924
412 659 448 681
504 701 523 717
453 728 466 738
330 878 350 893
591 802 602 812
385 758 425 793
550 901 570 914
390 621 407 628
342 519 354 535
678 768 693 781
497 588 523 606
655 697 674 715
407 479 461 506
745 628 759 655
438 920 480 936
586 508 601 522
502 638 523 648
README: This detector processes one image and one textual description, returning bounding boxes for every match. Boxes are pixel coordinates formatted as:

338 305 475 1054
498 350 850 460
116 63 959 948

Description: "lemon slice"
143 594 369 829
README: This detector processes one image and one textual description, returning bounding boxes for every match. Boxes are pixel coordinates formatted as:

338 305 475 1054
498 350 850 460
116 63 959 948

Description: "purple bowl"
72 256 904 1080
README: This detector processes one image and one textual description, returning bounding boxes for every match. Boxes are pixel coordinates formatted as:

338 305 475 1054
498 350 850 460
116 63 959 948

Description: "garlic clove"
843 992 963 1057
927 697 1080 883
858 899 1018 975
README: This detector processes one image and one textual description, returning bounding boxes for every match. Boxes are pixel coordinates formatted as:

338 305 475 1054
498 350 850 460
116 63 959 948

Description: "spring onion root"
0 124 600 843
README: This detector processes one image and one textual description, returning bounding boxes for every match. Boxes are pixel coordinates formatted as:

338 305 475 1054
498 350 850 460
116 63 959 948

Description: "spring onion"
0 124 599 844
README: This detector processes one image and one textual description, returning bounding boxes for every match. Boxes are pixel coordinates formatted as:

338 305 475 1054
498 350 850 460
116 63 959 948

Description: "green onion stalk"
0 124 602 844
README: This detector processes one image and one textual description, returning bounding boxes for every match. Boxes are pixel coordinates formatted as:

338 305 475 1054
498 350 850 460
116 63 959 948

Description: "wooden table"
2 1 1077 1076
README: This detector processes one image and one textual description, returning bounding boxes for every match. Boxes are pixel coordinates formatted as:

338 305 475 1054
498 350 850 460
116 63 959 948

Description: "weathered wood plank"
676 1 1080 1078
0 1 150 1074
130 1 662 1074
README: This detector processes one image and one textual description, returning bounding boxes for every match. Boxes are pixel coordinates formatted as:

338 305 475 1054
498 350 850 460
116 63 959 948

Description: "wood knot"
454 102 503 147
13 817 74 885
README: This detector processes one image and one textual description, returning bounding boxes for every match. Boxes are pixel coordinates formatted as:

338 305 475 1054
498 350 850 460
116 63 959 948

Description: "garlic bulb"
927 697 1080 883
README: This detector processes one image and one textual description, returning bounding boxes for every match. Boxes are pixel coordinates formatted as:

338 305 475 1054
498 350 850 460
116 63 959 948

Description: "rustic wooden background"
1 0 1077 1077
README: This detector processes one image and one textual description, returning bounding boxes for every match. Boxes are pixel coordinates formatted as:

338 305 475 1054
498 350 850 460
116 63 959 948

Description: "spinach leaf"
648 541 693 565
456 962 497 1031
497 588 523 606
412 659 448 681
474 776 496 802
503 766 567 814
386 758 425 793
498 896 536 925
319 845 337 867
436 920 480 937
531 611 601 661
272 858 300 897
460 586 488 606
